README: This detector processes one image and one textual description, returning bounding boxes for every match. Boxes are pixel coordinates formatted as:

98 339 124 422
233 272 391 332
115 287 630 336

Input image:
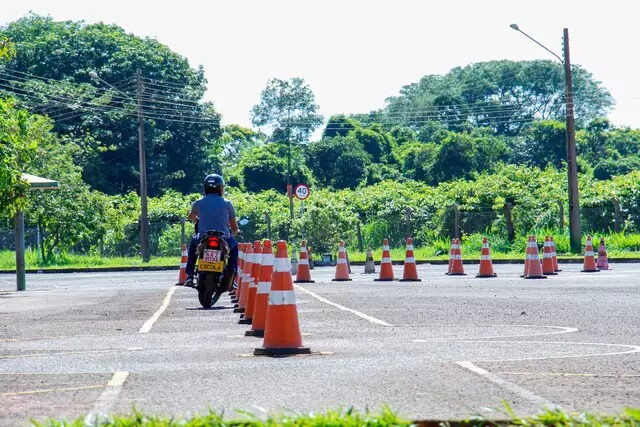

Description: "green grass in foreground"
31 406 640 427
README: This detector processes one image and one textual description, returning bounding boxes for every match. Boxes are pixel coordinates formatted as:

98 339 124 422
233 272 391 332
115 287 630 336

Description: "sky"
2 0 640 132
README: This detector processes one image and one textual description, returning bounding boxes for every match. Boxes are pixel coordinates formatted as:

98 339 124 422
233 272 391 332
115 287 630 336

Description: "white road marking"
0 347 142 359
139 286 177 333
498 372 640 378
456 361 559 408
412 325 578 342
85 371 129 422
0 384 104 397
294 285 392 326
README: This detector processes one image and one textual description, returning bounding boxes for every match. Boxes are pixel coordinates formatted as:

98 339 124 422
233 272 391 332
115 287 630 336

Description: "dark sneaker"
184 275 195 288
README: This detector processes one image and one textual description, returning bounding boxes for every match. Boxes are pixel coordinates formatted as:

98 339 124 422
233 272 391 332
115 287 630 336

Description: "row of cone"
230 240 310 356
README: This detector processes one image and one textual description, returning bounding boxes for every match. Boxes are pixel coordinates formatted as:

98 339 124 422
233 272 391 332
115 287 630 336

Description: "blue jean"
186 234 238 276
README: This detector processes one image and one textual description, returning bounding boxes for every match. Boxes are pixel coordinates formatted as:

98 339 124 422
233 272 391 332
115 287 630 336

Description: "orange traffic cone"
234 243 253 314
447 238 466 276
581 235 599 273
332 240 352 281
550 236 561 272
240 241 262 324
255 240 310 356
447 238 454 274
476 237 497 278
523 235 546 279
541 236 557 275
375 238 396 281
294 240 315 283
400 238 421 282
246 240 273 337
175 244 188 285
596 237 610 270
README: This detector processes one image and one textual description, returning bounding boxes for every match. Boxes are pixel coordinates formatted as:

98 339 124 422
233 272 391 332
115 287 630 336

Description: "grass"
2 231 640 270
0 250 177 270
30 406 640 427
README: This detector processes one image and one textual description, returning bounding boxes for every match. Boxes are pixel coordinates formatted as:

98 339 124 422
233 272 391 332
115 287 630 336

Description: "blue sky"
3 0 639 131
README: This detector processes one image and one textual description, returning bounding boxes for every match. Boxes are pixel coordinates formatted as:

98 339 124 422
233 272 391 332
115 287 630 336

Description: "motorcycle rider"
184 174 239 289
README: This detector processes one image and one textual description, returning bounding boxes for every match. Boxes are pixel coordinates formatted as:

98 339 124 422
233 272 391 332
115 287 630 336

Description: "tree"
251 77 323 143
0 98 42 218
323 115 359 139
306 137 370 189
216 125 265 170
519 120 567 169
235 143 313 193
382 60 614 135
0 13 221 195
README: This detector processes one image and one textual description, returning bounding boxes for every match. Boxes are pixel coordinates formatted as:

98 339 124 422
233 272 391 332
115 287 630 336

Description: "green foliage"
382 60 613 134
0 98 40 217
306 136 370 189
1 13 221 196
251 77 323 143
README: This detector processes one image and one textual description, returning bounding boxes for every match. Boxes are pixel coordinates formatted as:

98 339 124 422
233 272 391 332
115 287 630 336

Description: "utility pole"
563 28 582 253
136 70 150 262
287 127 294 222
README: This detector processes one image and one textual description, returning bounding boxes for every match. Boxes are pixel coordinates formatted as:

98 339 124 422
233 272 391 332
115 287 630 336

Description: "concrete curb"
1 258 639 274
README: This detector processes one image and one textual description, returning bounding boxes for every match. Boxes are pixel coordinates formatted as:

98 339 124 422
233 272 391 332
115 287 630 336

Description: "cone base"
233 307 245 313
554 269 563 272
254 346 311 356
294 280 315 283
175 282 185 286
238 317 253 324
245 329 264 337
399 278 422 282
476 273 497 278
581 269 600 273
543 272 558 275
374 278 396 281
332 278 352 281
597 267 610 270
523 275 547 279
446 273 467 276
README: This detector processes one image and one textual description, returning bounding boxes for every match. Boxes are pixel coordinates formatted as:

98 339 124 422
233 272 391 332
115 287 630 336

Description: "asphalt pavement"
1 262 639 425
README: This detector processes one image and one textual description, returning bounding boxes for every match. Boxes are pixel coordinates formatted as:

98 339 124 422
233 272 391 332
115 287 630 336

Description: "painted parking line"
412 325 578 342
139 286 177 333
0 384 105 397
0 347 142 360
498 372 640 378
86 371 129 421
456 361 560 409
294 285 393 327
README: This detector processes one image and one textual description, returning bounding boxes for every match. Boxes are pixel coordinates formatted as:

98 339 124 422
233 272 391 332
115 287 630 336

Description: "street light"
90 70 150 262
510 24 582 253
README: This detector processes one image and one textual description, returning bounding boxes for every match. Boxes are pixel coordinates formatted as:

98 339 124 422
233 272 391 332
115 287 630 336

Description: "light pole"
510 24 582 253
89 70 150 262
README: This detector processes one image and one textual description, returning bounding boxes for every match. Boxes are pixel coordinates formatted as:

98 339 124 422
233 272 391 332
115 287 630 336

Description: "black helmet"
203 174 225 191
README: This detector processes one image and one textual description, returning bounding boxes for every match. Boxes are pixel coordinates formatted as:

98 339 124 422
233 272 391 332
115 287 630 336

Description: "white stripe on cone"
406 245 414 251
382 257 391 263
405 257 415 263
585 251 595 257
451 255 462 260
525 254 540 260
383 245 390 251
274 258 291 272
269 290 296 305
261 254 274 266
180 263 187 268
299 258 309 265
257 282 271 294
480 255 491 261
337 258 348 264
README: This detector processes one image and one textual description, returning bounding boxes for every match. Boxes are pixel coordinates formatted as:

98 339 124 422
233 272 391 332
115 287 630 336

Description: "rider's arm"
229 217 239 236
188 201 198 222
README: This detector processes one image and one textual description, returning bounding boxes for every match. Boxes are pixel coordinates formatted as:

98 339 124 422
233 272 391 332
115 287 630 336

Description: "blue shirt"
190 194 236 238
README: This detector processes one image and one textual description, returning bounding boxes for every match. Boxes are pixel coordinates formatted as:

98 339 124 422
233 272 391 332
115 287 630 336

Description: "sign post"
294 184 310 239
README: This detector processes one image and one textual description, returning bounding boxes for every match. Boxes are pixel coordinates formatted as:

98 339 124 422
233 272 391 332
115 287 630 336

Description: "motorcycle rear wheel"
198 273 216 309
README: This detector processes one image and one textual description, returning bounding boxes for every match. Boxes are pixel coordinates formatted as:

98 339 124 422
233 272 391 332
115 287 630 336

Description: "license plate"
203 249 221 262
198 260 224 272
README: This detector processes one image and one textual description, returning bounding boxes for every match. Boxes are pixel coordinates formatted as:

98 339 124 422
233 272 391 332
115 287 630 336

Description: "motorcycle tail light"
207 237 219 248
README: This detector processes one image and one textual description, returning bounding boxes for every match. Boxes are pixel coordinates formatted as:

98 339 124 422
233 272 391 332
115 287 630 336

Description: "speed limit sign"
294 183 310 200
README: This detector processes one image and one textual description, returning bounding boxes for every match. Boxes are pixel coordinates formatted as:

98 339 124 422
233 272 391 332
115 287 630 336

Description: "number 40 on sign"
294 183 310 200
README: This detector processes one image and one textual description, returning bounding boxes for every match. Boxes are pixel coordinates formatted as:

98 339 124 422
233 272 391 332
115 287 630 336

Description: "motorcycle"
191 230 234 308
